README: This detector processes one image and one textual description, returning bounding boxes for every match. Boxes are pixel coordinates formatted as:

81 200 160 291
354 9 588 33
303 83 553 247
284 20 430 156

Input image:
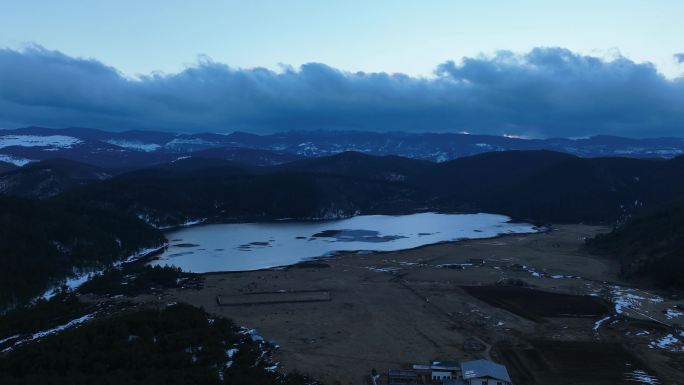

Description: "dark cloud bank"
1 45 683 138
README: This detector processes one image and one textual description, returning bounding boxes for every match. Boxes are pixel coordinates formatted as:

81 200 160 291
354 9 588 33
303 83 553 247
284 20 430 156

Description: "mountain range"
2 127 684 169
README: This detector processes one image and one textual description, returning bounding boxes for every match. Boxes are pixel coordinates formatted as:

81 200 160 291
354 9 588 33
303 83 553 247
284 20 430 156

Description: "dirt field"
497 341 658 385
461 285 610 322
132 224 684 385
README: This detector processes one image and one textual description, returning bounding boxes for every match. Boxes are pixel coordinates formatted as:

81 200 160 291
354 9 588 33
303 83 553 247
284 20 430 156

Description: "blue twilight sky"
3 0 683 77
1 1 684 137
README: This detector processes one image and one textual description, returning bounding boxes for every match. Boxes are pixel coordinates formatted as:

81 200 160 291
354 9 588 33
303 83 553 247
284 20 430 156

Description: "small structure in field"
388 369 418 384
388 358 511 385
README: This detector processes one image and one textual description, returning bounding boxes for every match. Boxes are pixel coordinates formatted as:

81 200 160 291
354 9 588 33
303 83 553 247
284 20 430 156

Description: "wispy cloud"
1 45 683 137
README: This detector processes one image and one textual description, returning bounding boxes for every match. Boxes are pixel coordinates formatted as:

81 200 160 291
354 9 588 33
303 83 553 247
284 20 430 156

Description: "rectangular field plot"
217 290 331 306
461 286 609 322
496 341 660 385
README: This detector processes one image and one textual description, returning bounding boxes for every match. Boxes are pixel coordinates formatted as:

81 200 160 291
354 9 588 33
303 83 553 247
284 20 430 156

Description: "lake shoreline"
150 212 540 273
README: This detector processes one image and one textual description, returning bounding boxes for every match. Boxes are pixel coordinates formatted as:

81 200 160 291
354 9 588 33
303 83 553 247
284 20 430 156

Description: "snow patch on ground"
0 334 19 345
114 244 168 266
40 272 96 301
624 369 660 384
610 286 663 314
39 244 167 301
549 274 580 279
363 266 400 273
648 332 684 352
224 347 239 369
0 154 34 166
152 218 207 230
664 307 683 320
0 135 82 149
164 138 215 150
105 139 161 152
2 312 96 353
240 328 264 342
594 316 611 332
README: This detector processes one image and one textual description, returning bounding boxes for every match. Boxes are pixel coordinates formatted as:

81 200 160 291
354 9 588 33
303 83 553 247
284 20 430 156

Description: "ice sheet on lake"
152 213 538 273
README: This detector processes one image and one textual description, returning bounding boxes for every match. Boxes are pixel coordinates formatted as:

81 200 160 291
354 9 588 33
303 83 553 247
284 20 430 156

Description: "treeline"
8 151 684 226
0 195 165 308
78 265 193 297
0 304 321 385
0 293 93 339
60 168 419 227
586 205 684 288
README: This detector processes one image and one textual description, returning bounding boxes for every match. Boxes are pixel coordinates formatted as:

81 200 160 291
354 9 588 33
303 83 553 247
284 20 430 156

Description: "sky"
1 1 684 137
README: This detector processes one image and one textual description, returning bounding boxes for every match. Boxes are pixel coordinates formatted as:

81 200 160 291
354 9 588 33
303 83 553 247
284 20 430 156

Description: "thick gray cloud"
1 45 683 137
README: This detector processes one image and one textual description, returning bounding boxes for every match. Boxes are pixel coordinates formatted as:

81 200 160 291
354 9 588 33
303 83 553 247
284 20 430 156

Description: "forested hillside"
51 151 684 226
0 158 112 198
0 196 165 308
0 304 320 385
59 165 421 227
587 205 684 288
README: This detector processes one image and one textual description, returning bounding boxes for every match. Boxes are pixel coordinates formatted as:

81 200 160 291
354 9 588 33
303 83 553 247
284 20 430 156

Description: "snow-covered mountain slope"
0 135 83 149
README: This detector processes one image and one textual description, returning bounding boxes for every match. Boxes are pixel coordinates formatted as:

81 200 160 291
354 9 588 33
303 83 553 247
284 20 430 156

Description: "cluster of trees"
0 293 93 338
0 195 165 308
78 265 191 297
61 168 414 226
587 205 684 288
0 304 321 385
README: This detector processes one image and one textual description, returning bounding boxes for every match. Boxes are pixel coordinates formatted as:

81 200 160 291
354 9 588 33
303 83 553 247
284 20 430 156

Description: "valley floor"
124 225 683 384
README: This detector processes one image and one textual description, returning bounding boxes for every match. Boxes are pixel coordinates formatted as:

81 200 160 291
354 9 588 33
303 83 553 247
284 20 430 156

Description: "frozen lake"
151 212 538 273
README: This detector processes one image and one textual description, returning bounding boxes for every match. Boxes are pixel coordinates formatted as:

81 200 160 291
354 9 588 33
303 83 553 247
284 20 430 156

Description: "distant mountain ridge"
2 127 684 169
